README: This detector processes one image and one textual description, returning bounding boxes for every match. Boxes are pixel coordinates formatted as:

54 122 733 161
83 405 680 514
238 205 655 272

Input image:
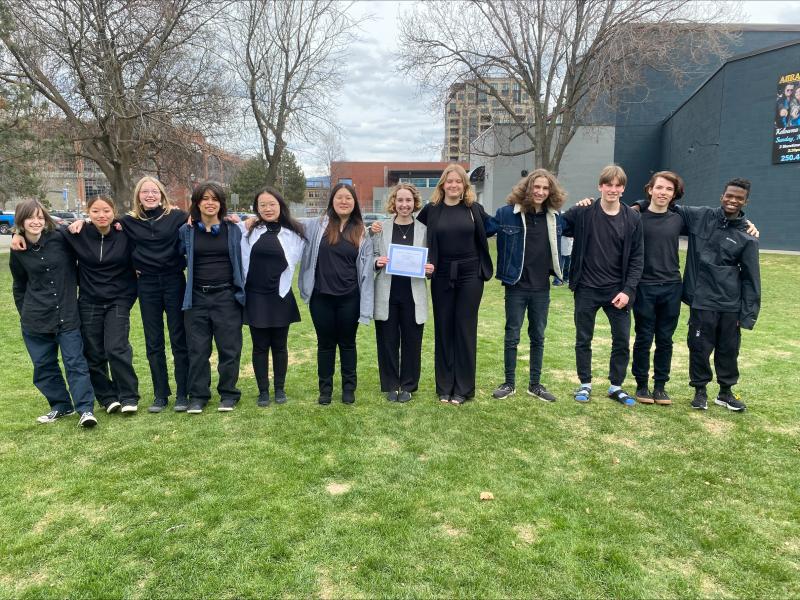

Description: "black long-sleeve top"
121 207 188 274
60 221 137 306
10 229 80 334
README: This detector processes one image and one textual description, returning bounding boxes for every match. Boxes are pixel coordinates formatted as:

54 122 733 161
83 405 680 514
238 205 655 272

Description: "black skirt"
245 289 301 329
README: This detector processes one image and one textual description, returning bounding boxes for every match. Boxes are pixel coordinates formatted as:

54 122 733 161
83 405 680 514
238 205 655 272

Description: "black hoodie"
121 207 188 274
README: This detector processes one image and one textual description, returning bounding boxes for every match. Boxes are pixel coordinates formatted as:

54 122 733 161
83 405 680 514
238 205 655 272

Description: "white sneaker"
105 401 121 414
120 404 138 414
36 409 74 424
78 412 98 428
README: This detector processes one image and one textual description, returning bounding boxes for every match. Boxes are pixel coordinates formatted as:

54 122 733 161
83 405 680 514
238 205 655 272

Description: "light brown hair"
598 164 628 187
385 183 422 214
128 176 173 220
644 171 684 203
505 169 566 211
429 164 476 206
15 199 56 236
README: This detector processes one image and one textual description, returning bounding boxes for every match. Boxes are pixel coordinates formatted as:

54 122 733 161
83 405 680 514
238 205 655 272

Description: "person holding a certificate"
373 183 434 402
298 183 374 405
416 164 496 405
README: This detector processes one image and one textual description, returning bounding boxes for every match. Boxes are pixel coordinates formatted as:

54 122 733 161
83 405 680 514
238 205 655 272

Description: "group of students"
9 163 761 428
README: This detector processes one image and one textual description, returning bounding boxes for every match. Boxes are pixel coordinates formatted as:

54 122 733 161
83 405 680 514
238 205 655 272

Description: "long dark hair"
249 186 305 240
325 183 363 246
190 180 228 222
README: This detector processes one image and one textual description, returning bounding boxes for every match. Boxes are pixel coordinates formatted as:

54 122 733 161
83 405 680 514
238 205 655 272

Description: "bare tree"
228 0 357 186
398 0 738 173
0 0 232 206
313 125 347 178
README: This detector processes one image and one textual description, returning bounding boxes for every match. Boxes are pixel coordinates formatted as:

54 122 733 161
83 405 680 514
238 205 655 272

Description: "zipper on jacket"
99 233 104 263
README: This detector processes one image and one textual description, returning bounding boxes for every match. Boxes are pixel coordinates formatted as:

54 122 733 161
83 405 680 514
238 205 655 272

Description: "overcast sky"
298 0 800 175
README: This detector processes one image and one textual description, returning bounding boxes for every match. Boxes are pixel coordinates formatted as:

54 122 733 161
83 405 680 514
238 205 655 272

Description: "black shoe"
715 390 746 412
218 399 237 412
528 383 556 402
450 394 467 405
148 398 168 413
342 390 355 404
105 401 121 414
691 388 708 410
492 383 516 399
186 403 204 414
653 388 672 405
274 389 287 404
36 408 75 424
397 390 412 403
318 395 332 405
174 397 189 412
78 412 98 428
635 386 654 404
257 391 271 407
387 390 398 402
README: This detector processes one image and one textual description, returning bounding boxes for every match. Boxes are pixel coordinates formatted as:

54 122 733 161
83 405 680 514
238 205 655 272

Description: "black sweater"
61 221 137 306
121 207 188 274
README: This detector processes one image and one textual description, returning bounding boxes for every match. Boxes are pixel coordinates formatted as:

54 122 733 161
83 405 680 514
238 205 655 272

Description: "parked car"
50 211 82 224
0 212 14 235
362 212 387 227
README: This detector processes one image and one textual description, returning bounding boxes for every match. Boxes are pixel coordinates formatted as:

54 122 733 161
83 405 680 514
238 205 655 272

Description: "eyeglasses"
140 190 160 197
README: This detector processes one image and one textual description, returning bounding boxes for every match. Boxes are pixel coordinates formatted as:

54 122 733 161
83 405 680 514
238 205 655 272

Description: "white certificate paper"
386 244 428 278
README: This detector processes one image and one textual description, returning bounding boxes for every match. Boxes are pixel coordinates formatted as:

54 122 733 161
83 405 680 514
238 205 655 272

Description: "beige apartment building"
442 77 535 163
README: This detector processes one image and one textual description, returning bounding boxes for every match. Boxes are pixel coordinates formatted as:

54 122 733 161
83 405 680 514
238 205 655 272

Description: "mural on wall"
774 72 800 164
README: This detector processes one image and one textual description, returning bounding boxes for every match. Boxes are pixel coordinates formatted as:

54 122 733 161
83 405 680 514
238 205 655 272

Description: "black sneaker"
186 403 204 414
528 383 556 402
36 408 75 424
78 412 98 428
635 386 654 404
691 388 708 410
387 390 399 402
174 397 189 412
492 383 516 399
397 390 412 403
653 389 672 405
120 403 138 414
218 399 237 412
148 398 168 413
105 401 121 414
715 390 746 412
274 390 287 404
257 391 271 407
318 395 332 405
342 390 355 404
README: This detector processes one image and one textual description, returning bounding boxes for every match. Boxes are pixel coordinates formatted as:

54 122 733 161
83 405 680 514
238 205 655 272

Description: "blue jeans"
22 328 95 414
503 286 550 387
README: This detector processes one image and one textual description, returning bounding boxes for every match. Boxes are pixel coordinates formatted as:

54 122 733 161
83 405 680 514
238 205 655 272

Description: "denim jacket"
494 204 562 285
178 222 245 310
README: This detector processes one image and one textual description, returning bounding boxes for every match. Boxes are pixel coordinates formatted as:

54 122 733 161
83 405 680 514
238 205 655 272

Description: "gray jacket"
373 218 429 324
298 216 374 324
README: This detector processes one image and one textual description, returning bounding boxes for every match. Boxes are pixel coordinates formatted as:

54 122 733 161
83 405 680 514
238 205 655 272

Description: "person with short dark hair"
179 181 245 414
561 165 644 406
298 183 374 405
491 169 564 402
10 199 98 427
678 178 761 411
240 187 305 407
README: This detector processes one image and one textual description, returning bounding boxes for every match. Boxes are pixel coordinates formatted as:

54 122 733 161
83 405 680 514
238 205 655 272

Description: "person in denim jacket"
491 169 564 402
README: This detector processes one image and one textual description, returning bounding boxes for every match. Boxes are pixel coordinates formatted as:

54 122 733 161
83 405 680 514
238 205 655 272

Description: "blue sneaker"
609 388 636 406
574 385 591 403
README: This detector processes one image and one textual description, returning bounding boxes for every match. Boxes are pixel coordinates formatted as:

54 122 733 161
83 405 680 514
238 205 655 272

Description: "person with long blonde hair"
416 164 495 405
491 169 564 403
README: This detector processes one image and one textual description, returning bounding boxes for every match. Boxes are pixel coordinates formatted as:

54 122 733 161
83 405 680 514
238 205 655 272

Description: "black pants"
184 288 243 406
137 272 189 401
375 302 424 392
79 300 140 407
574 286 631 386
431 260 484 397
249 325 289 393
631 282 682 388
503 287 550 387
309 289 360 395
687 308 740 389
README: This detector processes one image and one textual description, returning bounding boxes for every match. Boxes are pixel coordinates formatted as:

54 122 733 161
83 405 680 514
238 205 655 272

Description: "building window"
338 178 353 185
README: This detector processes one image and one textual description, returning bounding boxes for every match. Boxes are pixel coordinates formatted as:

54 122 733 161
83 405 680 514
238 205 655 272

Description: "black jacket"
417 201 495 282
677 205 760 329
121 207 188 274
61 221 137 306
561 200 644 301
10 228 81 334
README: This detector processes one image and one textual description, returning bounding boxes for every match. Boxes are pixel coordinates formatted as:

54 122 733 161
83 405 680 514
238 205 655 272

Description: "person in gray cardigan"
372 184 434 403
298 183 374 405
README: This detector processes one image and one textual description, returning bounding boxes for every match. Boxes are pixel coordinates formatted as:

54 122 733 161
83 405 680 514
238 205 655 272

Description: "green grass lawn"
1 246 799 598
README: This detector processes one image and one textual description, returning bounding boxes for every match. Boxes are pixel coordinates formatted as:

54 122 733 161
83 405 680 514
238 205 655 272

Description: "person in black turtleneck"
416 164 495 405
61 196 140 414
178 181 246 414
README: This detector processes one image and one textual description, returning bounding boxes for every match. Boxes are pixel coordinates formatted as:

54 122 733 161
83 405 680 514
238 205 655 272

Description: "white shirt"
239 222 305 298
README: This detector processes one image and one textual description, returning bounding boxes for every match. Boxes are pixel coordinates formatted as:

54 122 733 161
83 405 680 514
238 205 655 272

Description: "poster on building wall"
773 72 800 164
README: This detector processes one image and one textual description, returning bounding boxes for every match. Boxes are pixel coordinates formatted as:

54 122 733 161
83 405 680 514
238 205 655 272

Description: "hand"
611 292 629 309
11 233 26 251
245 216 257 231
424 263 434 276
225 213 241 224
375 256 388 269
114 221 122 231
68 219 85 234
576 198 593 207
370 221 383 234
744 220 759 238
